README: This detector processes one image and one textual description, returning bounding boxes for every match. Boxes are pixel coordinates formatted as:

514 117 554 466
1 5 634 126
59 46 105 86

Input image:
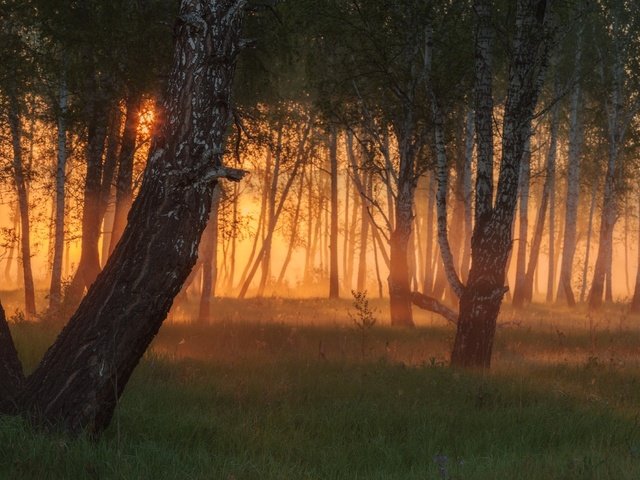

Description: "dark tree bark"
357 170 370 292
580 187 598 303
556 26 583 306
0 301 24 409
630 196 640 313
513 97 559 307
7 86 36 317
198 186 222 324
512 138 530 306
49 72 69 311
329 127 340 298
450 0 552 368
64 79 110 306
276 170 305 287
1 0 247 436
109 93 142 255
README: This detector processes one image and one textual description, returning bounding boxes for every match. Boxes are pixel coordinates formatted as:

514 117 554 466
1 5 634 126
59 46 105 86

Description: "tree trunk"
580 188 598 303
556 28 583 305
588 133 619 310
423 172 436 294
0 301 24 409
6 0 247 435
460 110 474 281
49 72 68 311
65 82 109 306
512 138 531 306
388 140 417 327
198 186 222 324
514 96 559 307
237 151 270 290
257 125 283 297
8 87 36 318
329 127 340 298
99 106 123 263
630 195 640 312
451 0 551 367
109 93 142 255
589 12 630 310
276 170 305 287
357 170 370 292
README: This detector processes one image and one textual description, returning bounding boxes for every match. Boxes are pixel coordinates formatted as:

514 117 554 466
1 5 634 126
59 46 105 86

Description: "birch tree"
0 0 248 436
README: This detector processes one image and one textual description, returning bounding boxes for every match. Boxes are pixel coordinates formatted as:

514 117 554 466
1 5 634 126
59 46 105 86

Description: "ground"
1 295 640 479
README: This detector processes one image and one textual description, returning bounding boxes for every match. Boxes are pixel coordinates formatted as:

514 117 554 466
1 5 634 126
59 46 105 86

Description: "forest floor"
1 294 640 479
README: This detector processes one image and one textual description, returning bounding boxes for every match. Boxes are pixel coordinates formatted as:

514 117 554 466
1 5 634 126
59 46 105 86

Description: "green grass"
2 298 640 479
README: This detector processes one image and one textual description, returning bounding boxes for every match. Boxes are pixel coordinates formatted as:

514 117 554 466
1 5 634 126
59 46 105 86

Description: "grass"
1 296 640 478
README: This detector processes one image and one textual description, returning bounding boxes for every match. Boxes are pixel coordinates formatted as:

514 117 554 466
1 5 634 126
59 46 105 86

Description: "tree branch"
411 291 458 325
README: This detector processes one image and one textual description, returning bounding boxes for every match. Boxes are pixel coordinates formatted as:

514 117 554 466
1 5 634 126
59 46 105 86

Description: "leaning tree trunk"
451 0 551 368
1 0 247 436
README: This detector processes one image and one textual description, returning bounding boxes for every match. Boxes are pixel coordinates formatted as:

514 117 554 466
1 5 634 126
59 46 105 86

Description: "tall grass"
1 298 640 479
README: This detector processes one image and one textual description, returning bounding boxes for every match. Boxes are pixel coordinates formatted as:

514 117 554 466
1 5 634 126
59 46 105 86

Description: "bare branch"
411 291 458 325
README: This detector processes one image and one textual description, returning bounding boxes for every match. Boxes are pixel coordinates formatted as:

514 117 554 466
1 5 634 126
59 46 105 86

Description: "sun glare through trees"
1 0 640 478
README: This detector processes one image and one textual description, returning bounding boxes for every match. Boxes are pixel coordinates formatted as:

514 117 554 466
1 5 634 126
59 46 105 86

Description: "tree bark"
451 0 552 368
514 95 559 307
512 137 531 306
7 0 247 435
460 110 474 281
0 300 24 409
580 187 598 303
198 186 221 324
49 72 68 311
65 79 109 306
8 86 36 318
630 195 640 312
329 127 340 298
109 93 142 255
556 27 583 305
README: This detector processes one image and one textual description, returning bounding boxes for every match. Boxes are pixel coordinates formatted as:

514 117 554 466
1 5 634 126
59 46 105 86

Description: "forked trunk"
451 0 551 367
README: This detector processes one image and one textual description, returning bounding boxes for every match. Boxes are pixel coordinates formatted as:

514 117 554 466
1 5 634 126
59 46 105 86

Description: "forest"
1 0 640 478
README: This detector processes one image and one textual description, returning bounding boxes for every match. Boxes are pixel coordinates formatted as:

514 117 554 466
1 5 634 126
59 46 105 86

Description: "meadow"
1 295 640 479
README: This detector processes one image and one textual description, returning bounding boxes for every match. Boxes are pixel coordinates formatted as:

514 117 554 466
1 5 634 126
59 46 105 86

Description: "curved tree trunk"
5 0 247 436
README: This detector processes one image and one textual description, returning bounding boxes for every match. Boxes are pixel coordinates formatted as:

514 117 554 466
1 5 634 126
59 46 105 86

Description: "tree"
587 0 640 310
413 0 554 367
0 0 247 436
